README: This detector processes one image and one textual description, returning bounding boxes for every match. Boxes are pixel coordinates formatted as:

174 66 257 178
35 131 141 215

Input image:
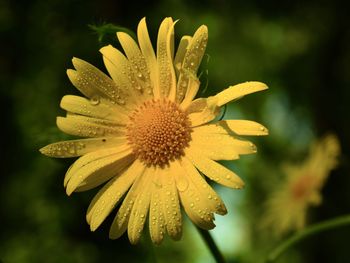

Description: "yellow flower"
40 17 268 244
261 134 340 235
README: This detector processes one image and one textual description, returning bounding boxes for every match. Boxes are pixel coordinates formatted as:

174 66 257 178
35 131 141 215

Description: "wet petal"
137 17 158 94
56 115 125 138
109 168 147 239
187 97 220 126
157 17 176 100
180 78 200 109
117 32 154 98
149 170 166 245
60 95 129 123
173 161 216 230
87 160 144 231
176 25 208 103
127 168 154 244
68 58 128 107
180 157 227 215
159 165 182 240
214 81 268 107
40 137 127 158
65 147 133 195
186 148 245 189
174 35 192 77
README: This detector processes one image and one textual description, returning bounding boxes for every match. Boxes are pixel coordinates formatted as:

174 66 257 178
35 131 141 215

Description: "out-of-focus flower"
261 134 340 235
40 17 268 244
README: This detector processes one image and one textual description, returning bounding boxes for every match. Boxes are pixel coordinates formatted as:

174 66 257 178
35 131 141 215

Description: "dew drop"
176 177 188 192
90 95 100 105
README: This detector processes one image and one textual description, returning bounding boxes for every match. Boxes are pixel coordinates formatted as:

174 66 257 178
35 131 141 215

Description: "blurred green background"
1 0 349 262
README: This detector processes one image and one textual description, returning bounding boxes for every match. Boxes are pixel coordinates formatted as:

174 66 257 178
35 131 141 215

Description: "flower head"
40 17 268 244
261 134 340 235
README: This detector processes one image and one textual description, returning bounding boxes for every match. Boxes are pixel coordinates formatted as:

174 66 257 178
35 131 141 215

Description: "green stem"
267 214 350 262
197 227 227 263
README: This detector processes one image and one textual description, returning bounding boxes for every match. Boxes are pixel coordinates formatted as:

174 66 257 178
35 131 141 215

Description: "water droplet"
90 95 100 105
176 177 188 192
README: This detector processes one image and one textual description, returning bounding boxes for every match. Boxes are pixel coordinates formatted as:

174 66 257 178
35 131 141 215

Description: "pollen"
126 99 192 166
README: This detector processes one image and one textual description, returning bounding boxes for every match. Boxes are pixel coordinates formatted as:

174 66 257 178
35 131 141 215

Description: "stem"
267 214 350 262
197 227 227 263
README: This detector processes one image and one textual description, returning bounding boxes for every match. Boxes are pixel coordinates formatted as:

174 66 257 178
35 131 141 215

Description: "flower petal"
68 58 128 107
180 78 200 109
214 81 268 107
127 167 154 244
159 165 182 240
187 97 220 126
186 148 244 189
177 25 208 103
56 115 125 138
149 170 166 245
173 161 216 230
109 167 147 240
157 17 176 100
65 146 133 195
86 160 144 231
220 120 269 136
179 157 227 215
174 35 192 77
60 95 129 123
137 17 158 94
40 136 127 158
192 127 257 155
117 32 154 98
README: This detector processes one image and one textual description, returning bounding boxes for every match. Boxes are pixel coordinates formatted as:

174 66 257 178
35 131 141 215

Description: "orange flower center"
126 99 192 166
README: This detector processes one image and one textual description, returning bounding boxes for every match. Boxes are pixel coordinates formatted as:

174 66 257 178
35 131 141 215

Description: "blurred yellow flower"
40 17 268 244
261 134 340 235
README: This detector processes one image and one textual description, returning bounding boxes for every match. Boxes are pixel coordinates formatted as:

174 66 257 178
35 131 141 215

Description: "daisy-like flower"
40 17 268 244
261 134 340 235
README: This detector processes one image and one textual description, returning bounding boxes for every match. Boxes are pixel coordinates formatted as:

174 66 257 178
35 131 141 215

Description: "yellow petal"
87 160 144 231
137 17 158 95
99 45 143 107
117 32 154 98
149 171 166 245
56 115 125 138
60 95 129 123
65 147 133 195
157 17 176 100
214 81 268 107
159 165 182 240
127 168 154 244
177 25 208 104
174 35 192 78
191 128 257 155
109 168 147 239
187 97 220 126
186 148 244 189
183 158 227 215
180 78 200 109
173 161 216 230
39 136 126 158
220 120 269 136
69 58 128 107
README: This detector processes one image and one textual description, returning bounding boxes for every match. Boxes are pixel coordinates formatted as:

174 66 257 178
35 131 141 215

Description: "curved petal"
137 17 158 94
159 165 182 240
173 161 216 230
86 160 144 231
185 147 244 189
179 157 227 215
65 146 133 195
214 81 268 107
117 32 154 98
220 120 269 136
109 167 148 239
68 58 128 107
187 97 220 126
157 17 176 100
174 35 192 78
177 25 208 104
56 115 125 138
60 95 129 123
40 136 127 158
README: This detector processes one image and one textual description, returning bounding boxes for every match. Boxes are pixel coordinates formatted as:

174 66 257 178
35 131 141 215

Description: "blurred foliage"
1 0 350 262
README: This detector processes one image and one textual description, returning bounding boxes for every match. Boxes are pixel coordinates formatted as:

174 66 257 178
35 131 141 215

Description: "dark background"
1 0 349 262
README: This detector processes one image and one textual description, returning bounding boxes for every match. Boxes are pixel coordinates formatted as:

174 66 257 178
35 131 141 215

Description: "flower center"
126 99 192 166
